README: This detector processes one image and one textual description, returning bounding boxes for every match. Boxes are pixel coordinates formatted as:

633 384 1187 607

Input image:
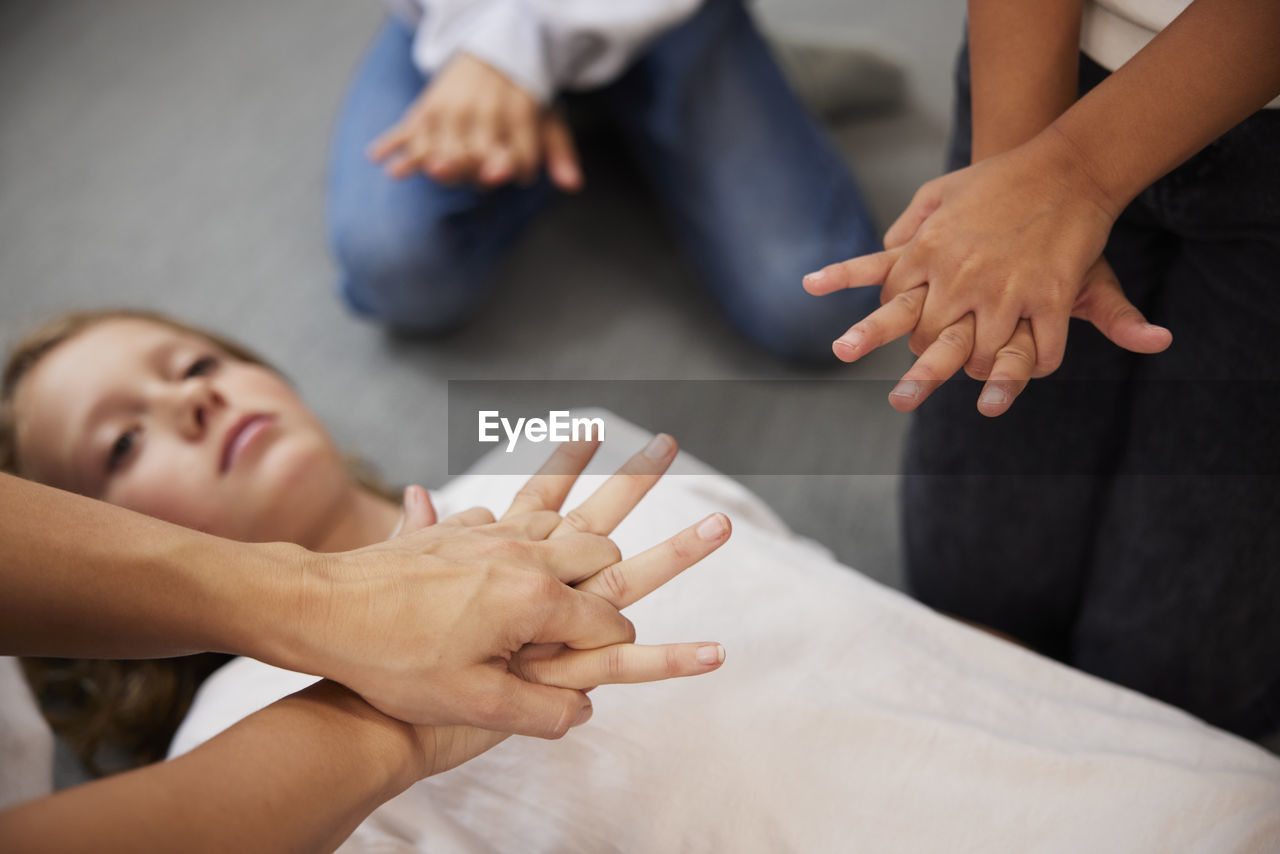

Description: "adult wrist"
201 538 320 669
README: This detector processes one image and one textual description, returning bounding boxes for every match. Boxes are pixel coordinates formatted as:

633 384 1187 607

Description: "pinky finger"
976 319 1037 418
510 641 727 690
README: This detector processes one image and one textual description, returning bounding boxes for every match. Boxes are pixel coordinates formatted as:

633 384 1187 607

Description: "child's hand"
805 133 1171 415
367 53 582 191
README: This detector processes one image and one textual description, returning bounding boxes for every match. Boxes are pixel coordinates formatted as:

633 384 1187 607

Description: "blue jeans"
326 0 879 361
903 41 1280 739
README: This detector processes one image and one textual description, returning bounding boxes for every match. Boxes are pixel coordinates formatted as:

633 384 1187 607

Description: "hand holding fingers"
832 285 927 362
527 532 623 585
552 434 678 538
502 439 601 519
510 641 725 691
888 313 976 412
459 667 594 739
975 319 1037 417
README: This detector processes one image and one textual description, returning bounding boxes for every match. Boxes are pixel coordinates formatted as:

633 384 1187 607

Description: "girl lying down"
4 311 1279 853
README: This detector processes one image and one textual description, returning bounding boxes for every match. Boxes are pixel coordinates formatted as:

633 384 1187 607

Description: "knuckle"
605 645 628 680
512 485 550 510
664 646 682 678
560 507 594 534
595 564 630 604
937 326 971 352
471 691 507 729
996 342 1036 369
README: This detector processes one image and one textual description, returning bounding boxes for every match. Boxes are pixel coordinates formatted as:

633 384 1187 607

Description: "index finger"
502 439 601 519
803 249 900 296
552 434 678 538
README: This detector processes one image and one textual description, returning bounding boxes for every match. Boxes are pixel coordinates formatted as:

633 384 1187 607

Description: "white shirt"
1082 0 1280 107
380 0 703 103
171 412 1280 854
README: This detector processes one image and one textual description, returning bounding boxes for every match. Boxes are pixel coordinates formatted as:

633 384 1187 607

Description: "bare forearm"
0 681 422 854
1049 0 1280 215
968 0 1083 160
0 474 301 661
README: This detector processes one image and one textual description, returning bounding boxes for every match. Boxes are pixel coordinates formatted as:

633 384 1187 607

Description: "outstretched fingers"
502 439 601 519
832 285 927 363
887 313 976 412
510 641 726 691
976 319 1037 417
803 249 899 296
577 512 731 610
551 434 678 538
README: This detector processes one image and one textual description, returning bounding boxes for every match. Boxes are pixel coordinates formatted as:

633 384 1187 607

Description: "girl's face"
13 318 352 545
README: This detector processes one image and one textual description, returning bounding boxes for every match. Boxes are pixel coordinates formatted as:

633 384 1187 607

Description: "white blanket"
170 412 1280 853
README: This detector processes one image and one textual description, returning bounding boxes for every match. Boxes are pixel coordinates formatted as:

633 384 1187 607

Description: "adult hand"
367 53 583 192
287 435 726 740
804 131 1171 415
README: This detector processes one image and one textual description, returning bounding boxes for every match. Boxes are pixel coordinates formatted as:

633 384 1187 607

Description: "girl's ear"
395 484 438 536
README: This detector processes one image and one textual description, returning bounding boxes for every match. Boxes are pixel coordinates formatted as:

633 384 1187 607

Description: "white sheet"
170 411 1280 853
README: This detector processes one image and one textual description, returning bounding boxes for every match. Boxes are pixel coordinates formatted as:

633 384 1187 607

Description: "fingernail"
572 702 593 728
695 643 725 665
695 513 728 541
979 386 1009 408
643 433 674 460
833 330 864 361
889 380 921 404
803 270 826 288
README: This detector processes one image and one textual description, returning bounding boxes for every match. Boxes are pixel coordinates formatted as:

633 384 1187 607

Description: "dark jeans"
903 42 1280 739
326 0 880 362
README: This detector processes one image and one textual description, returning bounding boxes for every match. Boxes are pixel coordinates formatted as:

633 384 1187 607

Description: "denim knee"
722 275 879 363
331 220 490 335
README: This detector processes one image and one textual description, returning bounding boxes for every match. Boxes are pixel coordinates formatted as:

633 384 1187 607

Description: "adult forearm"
968 0 1083 160
0 474 298 660
1048 0 1280 216
0 681 422 854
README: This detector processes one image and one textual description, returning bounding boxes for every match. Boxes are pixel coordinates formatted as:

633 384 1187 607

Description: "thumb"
1073 261 1172 355
471 669 593 739
393 485 438 538
883 176 946 249
541 112 583 193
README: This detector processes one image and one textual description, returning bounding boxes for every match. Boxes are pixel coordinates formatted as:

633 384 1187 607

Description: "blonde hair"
2 309 392 775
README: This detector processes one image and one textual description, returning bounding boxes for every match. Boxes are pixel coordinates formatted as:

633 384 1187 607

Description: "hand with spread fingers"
803 137 1172 417
366 52 583 192
322 434 728 741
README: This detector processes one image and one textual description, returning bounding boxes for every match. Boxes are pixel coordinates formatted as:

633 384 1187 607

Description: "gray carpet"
0 0 966 589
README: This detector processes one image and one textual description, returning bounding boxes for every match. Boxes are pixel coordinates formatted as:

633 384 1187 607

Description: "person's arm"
0 447 705 738
967 0 1082 161
0 471 297 660
807 0 1278 414
0 680 494 854
1047 0 1280 216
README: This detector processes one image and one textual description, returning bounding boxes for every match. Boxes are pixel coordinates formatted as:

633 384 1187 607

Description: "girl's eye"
107 429 138 473
184 356 218 378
